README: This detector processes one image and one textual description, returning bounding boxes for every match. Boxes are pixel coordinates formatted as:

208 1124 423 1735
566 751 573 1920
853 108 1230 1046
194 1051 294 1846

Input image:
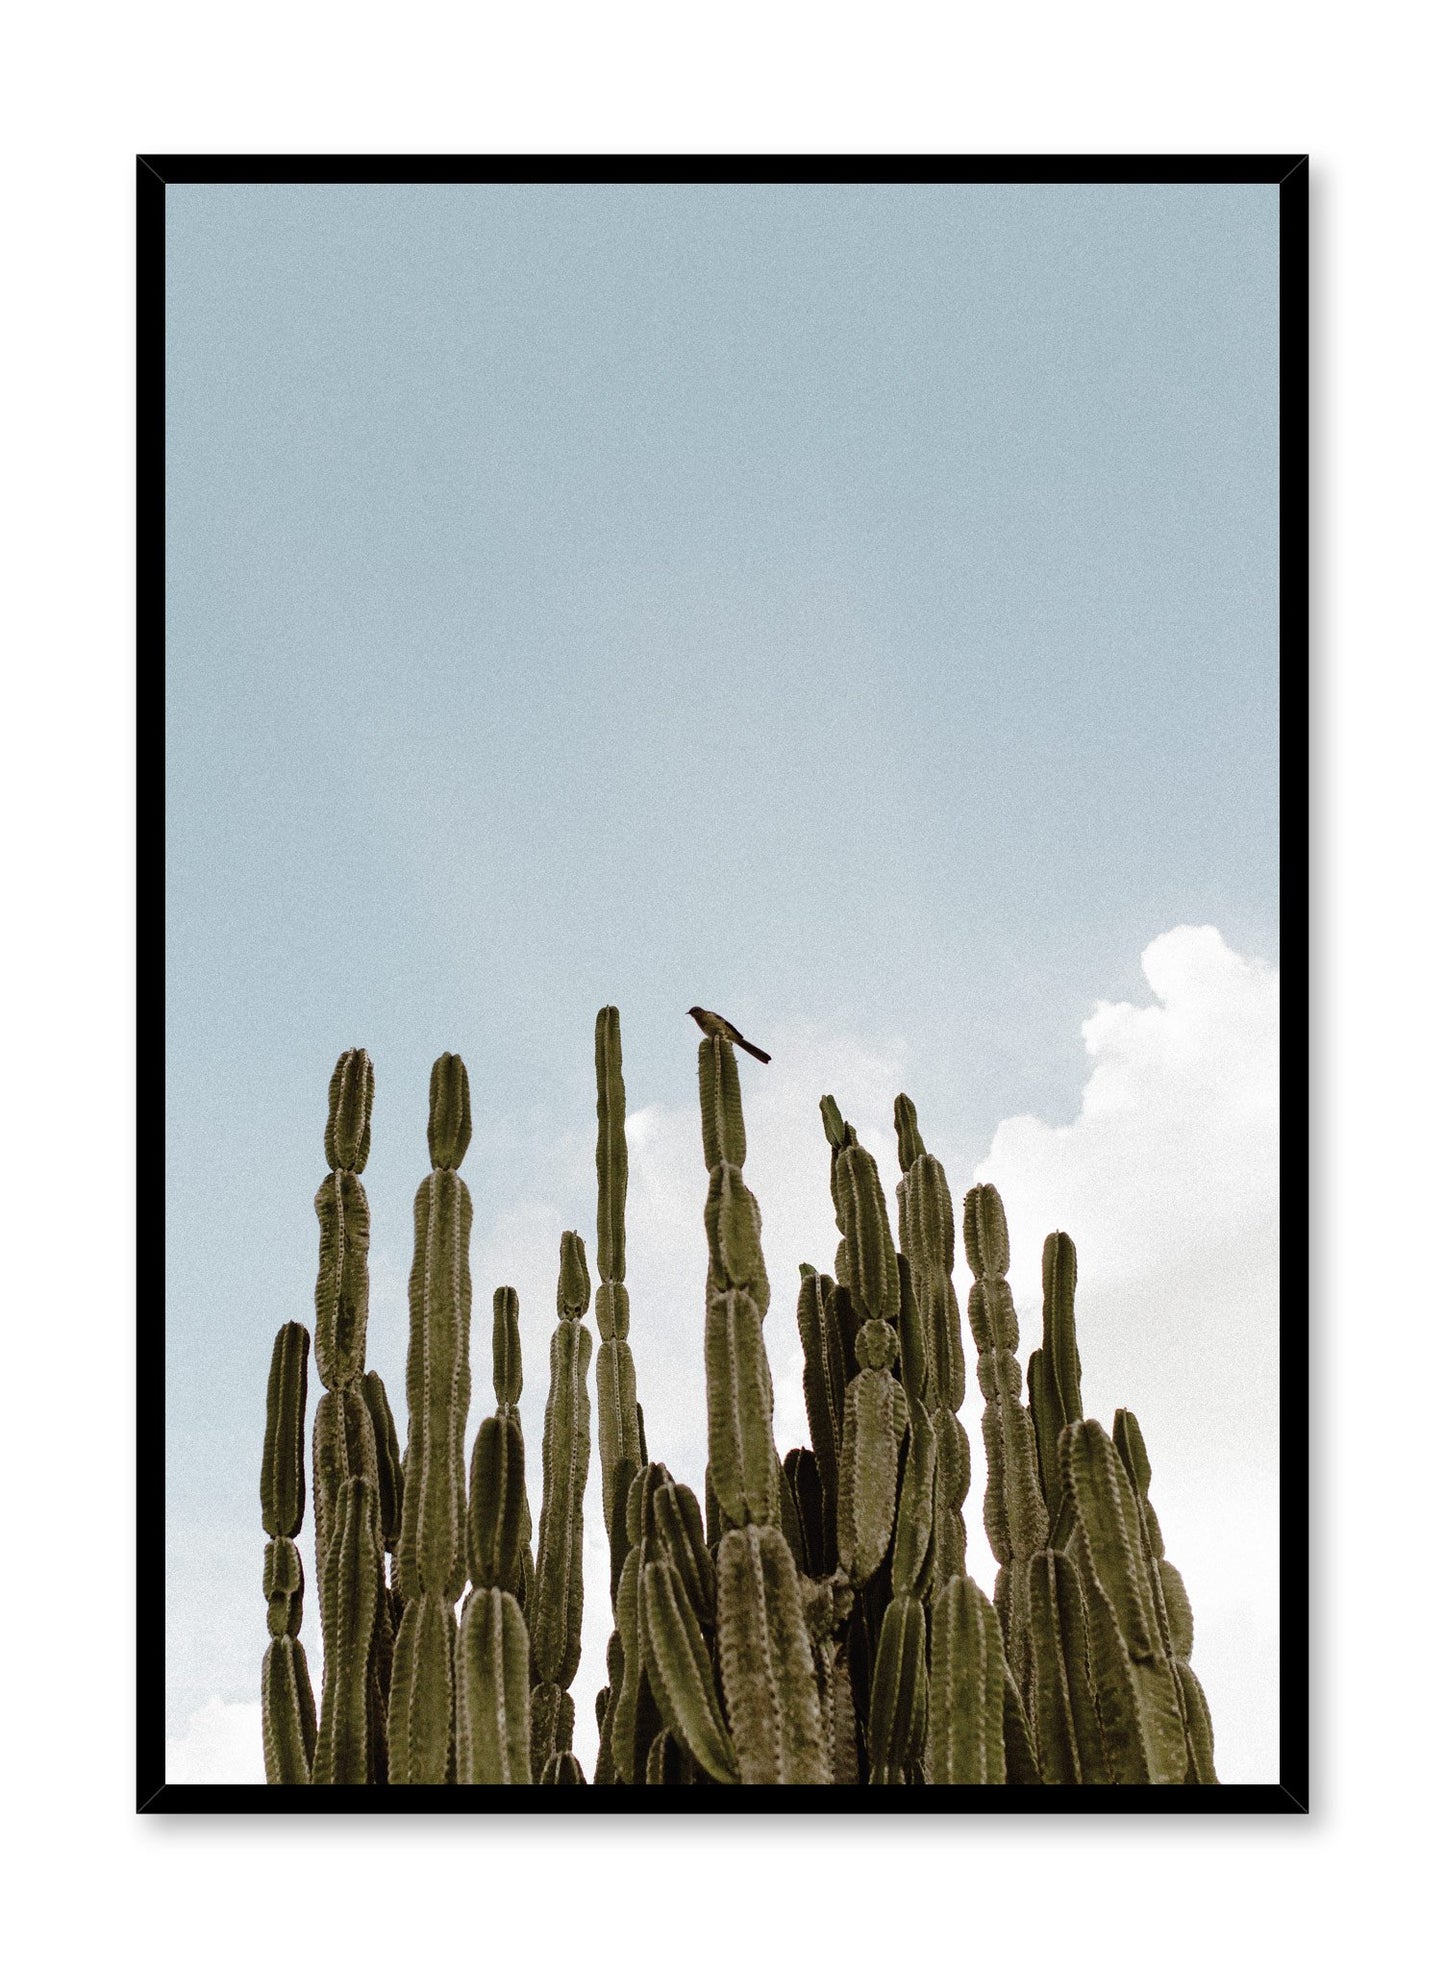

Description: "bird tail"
736 1037 771 1064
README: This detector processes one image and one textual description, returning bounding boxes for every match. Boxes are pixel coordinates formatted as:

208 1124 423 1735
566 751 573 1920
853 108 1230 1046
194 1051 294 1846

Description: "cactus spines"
1062 1419 1190 1782
388 1589 457 1783
425 1050 471 1170
397 1063 474 1603
262 1323 310 1538
360 1369 403 1554
456 1587 532 1783
595 1007 628 1281
836 1366 905 1586
868 1593 928 1781
926 1575 1007 1784
1111 1407 1218 1782
492 1285 523 1408
715 1524 828 1784
312 1477 383 1784
796 1270 848 1538
467 1410 528 1596
312 1382 380 1593
705 1289 779 1530
1025 1547 1112 1784
323 1047 373 1173
262 1635 319 1784
532 1232 592 1692
700 1028 748 1171
890 1402 938 1600
833 1138 900 1325
313 1170 372 1392
962 1184 1048 1655
261 1321 318 1782
641 1556 739 1782
1029 1230 1082 1522
593 1010 643 1609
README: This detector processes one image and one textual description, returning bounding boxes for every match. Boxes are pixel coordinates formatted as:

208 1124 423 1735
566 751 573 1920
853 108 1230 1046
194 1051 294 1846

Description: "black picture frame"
140 152 1306 1815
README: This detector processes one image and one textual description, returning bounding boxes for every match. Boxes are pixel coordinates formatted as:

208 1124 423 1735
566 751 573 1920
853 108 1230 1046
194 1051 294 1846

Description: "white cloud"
166 1697 265 1784
966 924 1280 1781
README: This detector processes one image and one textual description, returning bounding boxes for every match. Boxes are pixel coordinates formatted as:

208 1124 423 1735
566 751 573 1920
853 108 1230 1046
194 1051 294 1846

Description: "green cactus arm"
893 1092 925 1173
1025 1548 1112 1784
312 1478 383 1784
963 1185 1049 1579
456 1587 532 1783
542 1751 587 1784
609 1546 664 1784
1111 1408 1216 1780
263 1535 305 1640
705 1289 779 1530
926 1575 1007 1784
868 1593 928 1781
312 1383 380 1589
931 1409 970 1589
595 1007 628 1284
704 1162 770 1313
641 1557 739 1782
1000 1651 1041 1784
700 1034 748 1170
557 1228 591 1320
492 1286 523 1407
387 1589 458 1785
426 1051 472 1171
262 1322 310 1539
715 1524 828 1784
397 1167 473 1602
782 1447 830 1577
360 1370 403 1553
262 1636 317 1783
531 1258 592 1689
1026 1347 1067 1528
596 1337 642 1556
890 1402 938 1600
467 1411 528 1595
324 1048 373 1175
313 1171 372 1391
835 1368 903 1586
1063 1420 1189 1782
834 1141 900 1324
796 1271 847 1525
647 1471 716 1626
1174 1661 1219 1782
530 1683 575 1779
1041 1232 1083 1426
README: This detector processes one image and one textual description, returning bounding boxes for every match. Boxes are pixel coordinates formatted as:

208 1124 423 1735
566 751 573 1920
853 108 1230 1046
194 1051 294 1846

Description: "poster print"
144 155 1304 1811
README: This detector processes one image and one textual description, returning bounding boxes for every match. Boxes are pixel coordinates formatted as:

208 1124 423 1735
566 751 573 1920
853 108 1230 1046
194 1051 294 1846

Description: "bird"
687 1006 771 1063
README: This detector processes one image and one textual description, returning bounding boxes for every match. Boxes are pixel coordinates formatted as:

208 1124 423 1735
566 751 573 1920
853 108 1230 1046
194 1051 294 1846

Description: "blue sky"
164 180 1279 1778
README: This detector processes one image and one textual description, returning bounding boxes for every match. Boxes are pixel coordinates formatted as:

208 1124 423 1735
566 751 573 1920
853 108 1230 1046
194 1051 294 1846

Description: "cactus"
303 1050 404 1784
260 1321 317 1782
962 1183 1049 1680
261 1020 1224 1788
389 1053 474 1784
699 1033 827 1782
529 1229 592 1776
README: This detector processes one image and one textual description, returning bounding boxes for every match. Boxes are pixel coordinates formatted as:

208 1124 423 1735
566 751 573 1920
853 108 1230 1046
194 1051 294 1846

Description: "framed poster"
145 154 1304 1811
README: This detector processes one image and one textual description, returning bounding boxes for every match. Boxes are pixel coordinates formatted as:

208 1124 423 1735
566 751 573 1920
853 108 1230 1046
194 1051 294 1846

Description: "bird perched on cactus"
687 1007 771 1063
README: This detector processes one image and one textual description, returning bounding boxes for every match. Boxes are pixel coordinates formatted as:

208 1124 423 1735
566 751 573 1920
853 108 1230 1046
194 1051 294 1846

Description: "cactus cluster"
261 1013 1217 1784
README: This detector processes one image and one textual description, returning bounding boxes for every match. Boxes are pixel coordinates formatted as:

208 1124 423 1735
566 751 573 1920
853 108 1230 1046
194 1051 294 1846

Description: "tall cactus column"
309 1049 391 1783
260 1321 318 1782
701 1033 827 1784
457 1287 534 1784
389 1053 474 1784
590 1006 648 1779
962 1185 1049 1671
530 1230 593 1780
